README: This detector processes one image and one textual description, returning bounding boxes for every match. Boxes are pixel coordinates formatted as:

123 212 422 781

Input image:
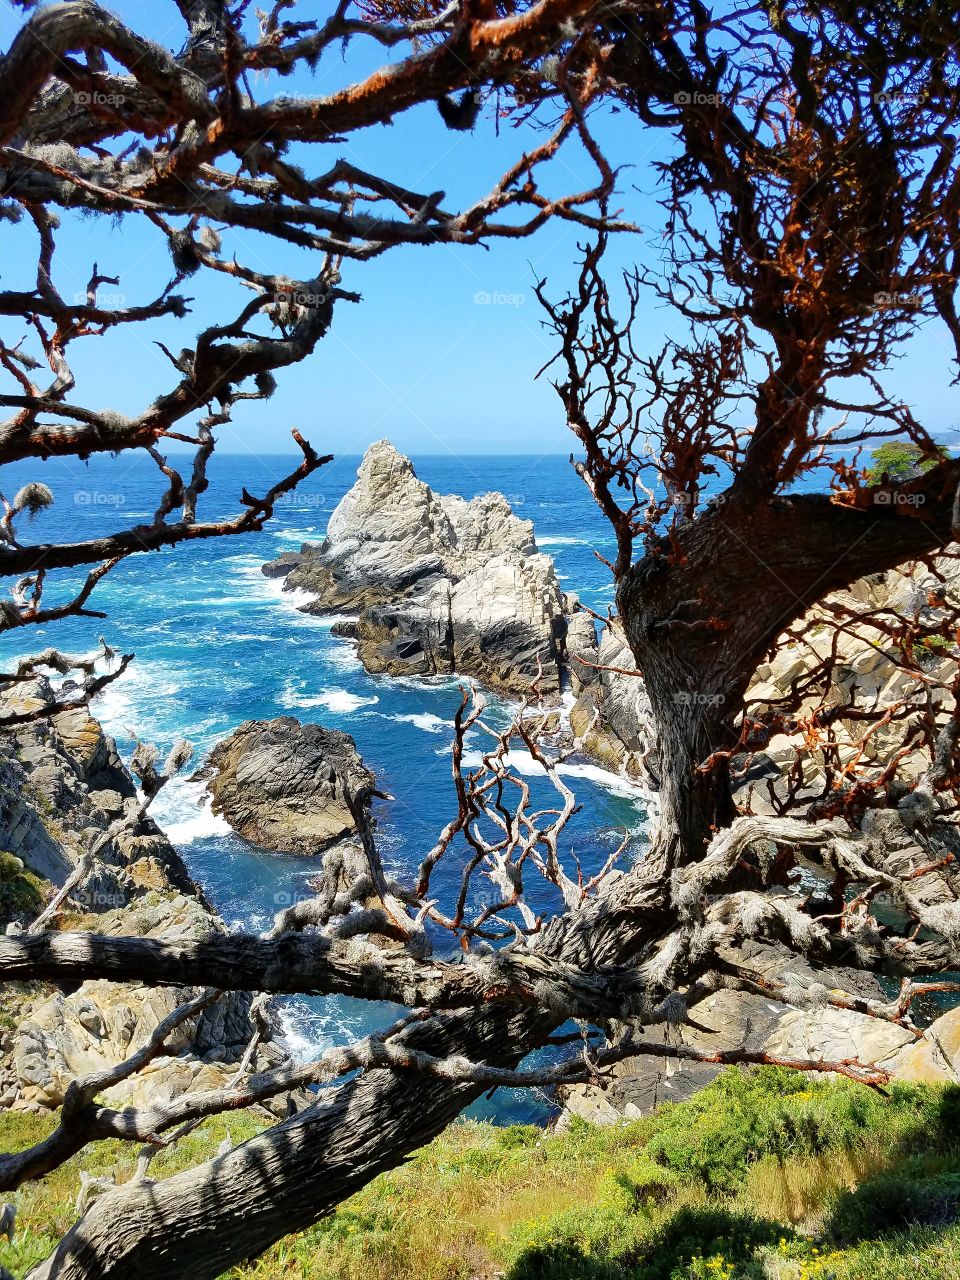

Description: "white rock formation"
264 440 570 697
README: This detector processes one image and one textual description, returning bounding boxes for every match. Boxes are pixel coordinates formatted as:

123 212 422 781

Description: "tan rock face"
13 981 199 1106
763 1006 914 1069
894 1007 960 1084
568 624 650 778
735 553 960 813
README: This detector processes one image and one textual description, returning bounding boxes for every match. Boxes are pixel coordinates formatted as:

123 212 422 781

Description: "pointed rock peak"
357 439 417 481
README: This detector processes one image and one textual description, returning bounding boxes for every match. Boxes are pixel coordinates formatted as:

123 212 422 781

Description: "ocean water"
0 450 646 1123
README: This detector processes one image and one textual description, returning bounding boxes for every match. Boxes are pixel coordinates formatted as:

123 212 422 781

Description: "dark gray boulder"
202 716 375 855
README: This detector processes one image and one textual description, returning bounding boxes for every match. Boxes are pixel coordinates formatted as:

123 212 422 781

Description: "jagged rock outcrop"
567 619 651 778
0 687 201 917
263 441 570 698
201 716 375 855
0 685 283 1111
558 939 960 1125
739 556 960 811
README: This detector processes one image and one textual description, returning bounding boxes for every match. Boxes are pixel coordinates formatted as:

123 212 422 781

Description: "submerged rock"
201 716 375 855
263 440 569 698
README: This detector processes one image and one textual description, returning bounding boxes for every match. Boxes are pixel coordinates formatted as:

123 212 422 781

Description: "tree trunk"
26 483 960 1277
24 877 666 1280
26 1003 557 1280
618 484 960 871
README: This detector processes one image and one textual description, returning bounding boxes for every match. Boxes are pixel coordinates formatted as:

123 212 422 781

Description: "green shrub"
828 1171 960 1244
0 851 24 882
505 1199 642 1278
777 1226 960 1280
0 860 46 922
637 1205 781 1280
866 441 948 483
643 1069 953 1192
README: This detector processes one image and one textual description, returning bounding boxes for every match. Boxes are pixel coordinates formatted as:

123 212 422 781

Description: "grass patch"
1 1068 960 1278
0 852 48 928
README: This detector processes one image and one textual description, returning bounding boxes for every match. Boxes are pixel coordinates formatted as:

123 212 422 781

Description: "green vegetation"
3 1069 960 1279
0 852 46 926
866 440 949 483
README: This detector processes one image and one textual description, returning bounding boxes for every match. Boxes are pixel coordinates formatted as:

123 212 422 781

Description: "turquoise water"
0 451 647 1122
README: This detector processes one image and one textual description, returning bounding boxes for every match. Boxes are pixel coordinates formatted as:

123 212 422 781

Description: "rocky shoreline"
262 441 960 1123
7 446 960 1129
264 440 647 779
0 684 288 1112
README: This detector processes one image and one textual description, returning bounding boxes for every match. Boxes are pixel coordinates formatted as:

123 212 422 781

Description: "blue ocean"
0 450 648 1122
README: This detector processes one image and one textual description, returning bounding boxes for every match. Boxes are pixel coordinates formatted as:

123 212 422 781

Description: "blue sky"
1 2 958 460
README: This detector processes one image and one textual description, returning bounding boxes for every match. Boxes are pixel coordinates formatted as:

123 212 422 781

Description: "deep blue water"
0 450 646 1122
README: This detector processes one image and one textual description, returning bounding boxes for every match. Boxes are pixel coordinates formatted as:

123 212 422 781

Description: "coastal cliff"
0 685 284 1111
262 440 648 779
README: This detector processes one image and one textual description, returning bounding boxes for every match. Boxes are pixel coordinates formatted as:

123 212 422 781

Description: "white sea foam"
459 747 648 801
153 778 232 845
389 712 450 734
538 536 587 546
270 526 317 541
280 681 378 714
92 659 183 734
162 806 233 844
277 999 365 1060
324 642 365 672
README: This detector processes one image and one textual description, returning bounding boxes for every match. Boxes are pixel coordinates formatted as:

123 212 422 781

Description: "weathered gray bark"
20 864 670 1280
620 482 960 873
0 929 640 1019
25 1003 554 1280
